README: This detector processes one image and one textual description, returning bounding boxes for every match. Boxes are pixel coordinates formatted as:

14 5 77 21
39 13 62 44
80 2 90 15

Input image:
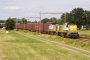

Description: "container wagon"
41 23 50 34
22 24 27 30
26 23 31 30
35 23 39 32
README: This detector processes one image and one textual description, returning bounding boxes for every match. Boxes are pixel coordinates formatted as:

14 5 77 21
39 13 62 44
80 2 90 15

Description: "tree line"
41 8 90 29
0 20 5 28
61 8 90 29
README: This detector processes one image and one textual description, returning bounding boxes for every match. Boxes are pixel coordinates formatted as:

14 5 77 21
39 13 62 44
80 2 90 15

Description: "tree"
84 10 90 30
41 18 50 23
5 18 15 30
0 24 3 28
41 17 58 23
33 20 37 23
21 18 27 24
61 8 85 28
71 8 85 28
61 13 69 24
51 17 57 23
57 19 63 24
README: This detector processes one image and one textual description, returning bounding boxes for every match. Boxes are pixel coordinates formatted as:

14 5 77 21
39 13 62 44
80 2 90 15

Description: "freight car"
15 23 27 30
15 23 50 33
41 23 50 34
15 22 79 39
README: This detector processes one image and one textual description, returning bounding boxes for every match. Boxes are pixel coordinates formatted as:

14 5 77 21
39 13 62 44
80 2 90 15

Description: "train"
15 22 79 39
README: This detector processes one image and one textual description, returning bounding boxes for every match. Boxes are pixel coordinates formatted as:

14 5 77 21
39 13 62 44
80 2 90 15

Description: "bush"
5 18 15 30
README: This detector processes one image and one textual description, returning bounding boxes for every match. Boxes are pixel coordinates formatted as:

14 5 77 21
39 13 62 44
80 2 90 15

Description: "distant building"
0 23 5 25
0 23 5 28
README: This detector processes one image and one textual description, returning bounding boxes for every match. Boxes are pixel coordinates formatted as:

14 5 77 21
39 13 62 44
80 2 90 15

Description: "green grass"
79 30 90 38
0 29 90 60
6 32 41 43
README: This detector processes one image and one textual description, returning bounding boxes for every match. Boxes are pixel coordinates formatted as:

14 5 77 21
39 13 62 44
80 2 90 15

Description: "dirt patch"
0 35 16 42
0 29 6 33
79 37 90 42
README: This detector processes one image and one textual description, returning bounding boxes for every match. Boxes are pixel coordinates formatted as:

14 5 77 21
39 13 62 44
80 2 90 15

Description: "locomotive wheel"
51 32 53 35
61 33 64 37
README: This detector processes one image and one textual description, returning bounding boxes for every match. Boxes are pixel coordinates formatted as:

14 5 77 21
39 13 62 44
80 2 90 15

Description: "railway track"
79 37 90 42
16 31 90 58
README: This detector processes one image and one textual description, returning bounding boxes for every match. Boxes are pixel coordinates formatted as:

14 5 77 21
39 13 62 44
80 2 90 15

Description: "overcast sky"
0 0 90 20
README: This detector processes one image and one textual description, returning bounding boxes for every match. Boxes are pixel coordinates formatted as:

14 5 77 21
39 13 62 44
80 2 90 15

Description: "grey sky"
0 0 90 20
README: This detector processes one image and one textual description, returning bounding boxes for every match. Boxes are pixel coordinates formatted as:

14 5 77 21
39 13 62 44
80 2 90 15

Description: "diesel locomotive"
48 23 79 38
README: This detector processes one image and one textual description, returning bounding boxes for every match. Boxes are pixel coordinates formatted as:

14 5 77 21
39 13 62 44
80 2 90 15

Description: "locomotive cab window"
66 23 68 27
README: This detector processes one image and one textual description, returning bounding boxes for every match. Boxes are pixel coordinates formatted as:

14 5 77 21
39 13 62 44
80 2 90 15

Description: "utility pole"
24 16 25 30
16 18 19 30
39 11 42 33
64 12 66 23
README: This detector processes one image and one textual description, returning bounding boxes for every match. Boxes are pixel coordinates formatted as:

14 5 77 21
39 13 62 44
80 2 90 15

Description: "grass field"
0 29 90 60
79 30 90 38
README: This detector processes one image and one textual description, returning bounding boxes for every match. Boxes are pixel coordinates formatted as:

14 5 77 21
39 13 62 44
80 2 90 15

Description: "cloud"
6 2 13 4
1 0 90 20
4 6 24 10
